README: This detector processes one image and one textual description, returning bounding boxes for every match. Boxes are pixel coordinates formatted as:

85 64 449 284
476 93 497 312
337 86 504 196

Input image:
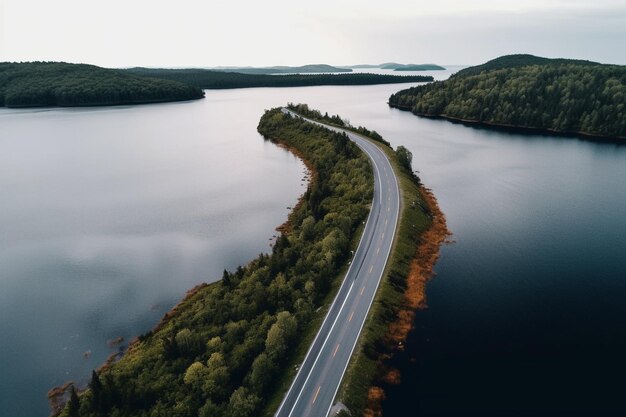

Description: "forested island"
212 64 351 74
123 68 433 89
345 63 445 71
388 54 626 139
381 63 445 71
0 62 204 108
393 64 446 71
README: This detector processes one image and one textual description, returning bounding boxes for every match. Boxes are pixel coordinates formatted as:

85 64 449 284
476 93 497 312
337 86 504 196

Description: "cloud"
1 0 624 66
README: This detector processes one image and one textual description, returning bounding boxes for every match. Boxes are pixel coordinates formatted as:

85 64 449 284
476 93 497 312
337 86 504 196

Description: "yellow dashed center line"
349 311 354 322
313 385 321 404
333 344 340 357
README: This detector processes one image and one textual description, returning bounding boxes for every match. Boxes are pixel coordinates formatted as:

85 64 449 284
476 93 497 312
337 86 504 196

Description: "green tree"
395 146 413 173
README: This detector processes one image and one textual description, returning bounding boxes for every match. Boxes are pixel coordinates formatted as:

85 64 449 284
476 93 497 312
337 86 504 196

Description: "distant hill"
394 64 446 71
344 64 380 69
454 54 599 78
214 64 351 74
380 63 404 70
124 68 434 89
389 54 626 139
379 63 445 71
0 62 204 108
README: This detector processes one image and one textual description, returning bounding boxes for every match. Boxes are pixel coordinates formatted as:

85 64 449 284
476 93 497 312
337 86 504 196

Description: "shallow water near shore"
2 66 625 416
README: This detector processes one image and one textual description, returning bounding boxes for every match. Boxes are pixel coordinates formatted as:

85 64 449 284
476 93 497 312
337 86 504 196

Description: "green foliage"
0 62 204 108
286 103 391 147
124 68 433 89
68 386 80 417
60 107 373 417
389 54 626 139
395 146 413 173
286 103 348 127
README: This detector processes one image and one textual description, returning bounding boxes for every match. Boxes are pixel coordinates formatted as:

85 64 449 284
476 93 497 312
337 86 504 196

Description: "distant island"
381 63 445 71
393 64 446 71
389 54 626 140
345 63 446 71
211 64 351 74
124 68 434 89
0 62 204 108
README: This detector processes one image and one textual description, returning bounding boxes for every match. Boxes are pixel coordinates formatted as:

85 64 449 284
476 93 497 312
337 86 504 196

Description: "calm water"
2 66 625 416
0 99 309 416
290 85 626 415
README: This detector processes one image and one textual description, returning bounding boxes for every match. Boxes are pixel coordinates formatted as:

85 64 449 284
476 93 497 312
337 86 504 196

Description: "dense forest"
389 54 626 139
124 68 433 89
0 62 204 107
286 103 391 146
59 108 374 417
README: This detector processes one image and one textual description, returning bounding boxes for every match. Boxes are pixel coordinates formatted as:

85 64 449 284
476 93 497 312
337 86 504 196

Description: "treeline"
60 108 373 417
286 103 391 147
389 54 626 139
124 68 433 89
0 62 204 108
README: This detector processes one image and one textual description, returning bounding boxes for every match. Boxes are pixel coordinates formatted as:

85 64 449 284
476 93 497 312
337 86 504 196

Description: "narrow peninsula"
389 54 626 140
54 106 445 417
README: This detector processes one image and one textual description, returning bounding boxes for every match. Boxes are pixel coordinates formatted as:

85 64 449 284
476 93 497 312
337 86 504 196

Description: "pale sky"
1 0 625 67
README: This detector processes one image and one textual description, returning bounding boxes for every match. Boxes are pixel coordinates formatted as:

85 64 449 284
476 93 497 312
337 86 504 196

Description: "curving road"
276 109 400 417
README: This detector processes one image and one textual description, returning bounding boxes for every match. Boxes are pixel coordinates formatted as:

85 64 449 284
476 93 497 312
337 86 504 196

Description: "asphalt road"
276 109 400 417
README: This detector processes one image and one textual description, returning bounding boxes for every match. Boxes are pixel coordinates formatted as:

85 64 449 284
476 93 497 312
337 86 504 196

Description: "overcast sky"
1 0 625 67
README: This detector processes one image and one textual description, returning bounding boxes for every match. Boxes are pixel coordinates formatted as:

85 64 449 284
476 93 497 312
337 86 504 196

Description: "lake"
1 66 625 415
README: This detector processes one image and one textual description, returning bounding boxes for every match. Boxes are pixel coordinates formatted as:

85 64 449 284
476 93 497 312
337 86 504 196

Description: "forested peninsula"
0 62 204 108
389 54 626 139
123 68 433 89
56 107 375 417
278 106 447 417
55 106 444 417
